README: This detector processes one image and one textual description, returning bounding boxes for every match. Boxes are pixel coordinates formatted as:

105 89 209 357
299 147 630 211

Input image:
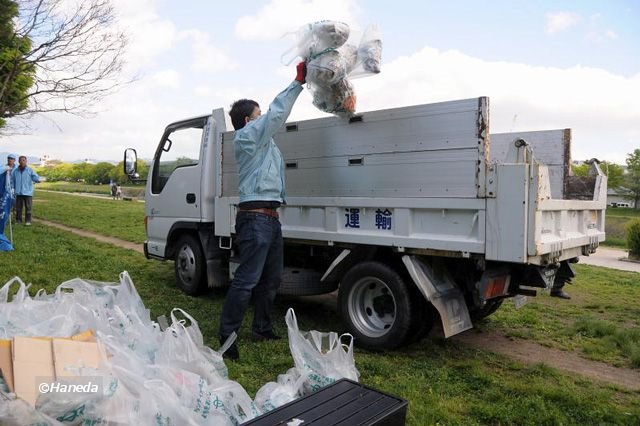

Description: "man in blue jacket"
11 156 40 226
218 62 306 360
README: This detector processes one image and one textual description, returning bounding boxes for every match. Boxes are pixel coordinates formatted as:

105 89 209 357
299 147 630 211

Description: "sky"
2 0 639 164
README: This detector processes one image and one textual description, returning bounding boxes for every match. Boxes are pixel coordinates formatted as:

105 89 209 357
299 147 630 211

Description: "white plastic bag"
254 367 306 414
285 308 359 394
155 308 230 383
0 394 64 426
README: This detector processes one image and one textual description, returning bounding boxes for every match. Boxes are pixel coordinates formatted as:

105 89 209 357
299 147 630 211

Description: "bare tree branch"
0 0 129 126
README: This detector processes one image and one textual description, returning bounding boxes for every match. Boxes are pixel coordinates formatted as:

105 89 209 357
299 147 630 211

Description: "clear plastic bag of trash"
285 20 382 117
311 78 357 117
254 367 306 414
286 20 350 61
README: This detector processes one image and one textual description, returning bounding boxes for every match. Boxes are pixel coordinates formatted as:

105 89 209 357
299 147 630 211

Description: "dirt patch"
34 219 143 255
454 329 640 391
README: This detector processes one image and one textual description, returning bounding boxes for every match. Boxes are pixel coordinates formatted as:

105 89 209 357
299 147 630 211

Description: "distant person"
0 157 15 250
111 182 118 200
6 153 17 171
116 185 122 200
11 156 40 226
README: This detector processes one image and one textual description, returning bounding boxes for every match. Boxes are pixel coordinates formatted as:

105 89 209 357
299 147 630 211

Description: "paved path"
579 247 640 273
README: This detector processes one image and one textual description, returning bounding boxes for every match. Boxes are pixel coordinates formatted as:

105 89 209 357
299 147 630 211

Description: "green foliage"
0 0 35 128
625 219 640 257
89 162 118 184
604 208 640 248
36 161 148 184
572 162 624 188
621 149 640 209
571 163 590 177
109 160 149 184
602 161 625 188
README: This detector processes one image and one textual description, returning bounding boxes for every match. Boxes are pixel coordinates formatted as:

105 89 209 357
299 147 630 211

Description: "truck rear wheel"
339 261 414 350
174 234 206 295
470 299 504 322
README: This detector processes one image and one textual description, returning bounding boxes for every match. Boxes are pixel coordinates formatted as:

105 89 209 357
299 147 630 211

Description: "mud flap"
402 255 473 338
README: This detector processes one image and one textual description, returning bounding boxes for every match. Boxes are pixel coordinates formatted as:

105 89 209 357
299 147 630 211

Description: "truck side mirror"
124 148 138 176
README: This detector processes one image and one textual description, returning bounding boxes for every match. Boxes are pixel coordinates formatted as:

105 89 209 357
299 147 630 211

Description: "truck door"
146 117 207 258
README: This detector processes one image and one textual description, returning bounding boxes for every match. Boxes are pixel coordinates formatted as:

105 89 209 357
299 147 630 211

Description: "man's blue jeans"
219 211 283 339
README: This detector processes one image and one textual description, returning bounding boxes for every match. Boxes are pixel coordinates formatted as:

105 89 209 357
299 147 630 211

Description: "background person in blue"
0 155 17 250
11 155 40 226
218 61 306 360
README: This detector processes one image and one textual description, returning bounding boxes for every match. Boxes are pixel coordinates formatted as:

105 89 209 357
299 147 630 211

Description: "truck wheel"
470 299 504 322
339 261 414 350
174 234 206 296
406 294 438 344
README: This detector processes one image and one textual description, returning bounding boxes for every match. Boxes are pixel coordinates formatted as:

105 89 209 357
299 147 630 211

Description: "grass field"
480 264 640 368
604 207 640 248
25 192 640 368
38 181 145 198
33 190 146 243
1 223 639 424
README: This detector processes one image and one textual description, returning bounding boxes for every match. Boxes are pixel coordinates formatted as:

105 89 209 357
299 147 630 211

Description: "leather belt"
239 208 279 219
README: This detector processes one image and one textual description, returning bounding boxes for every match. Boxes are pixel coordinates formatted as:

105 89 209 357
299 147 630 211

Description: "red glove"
295 61 307 84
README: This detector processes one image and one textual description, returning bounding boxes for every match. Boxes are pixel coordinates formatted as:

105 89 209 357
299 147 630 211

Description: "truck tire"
339 261 414 350
406 294 438 344
470 299 504 322
174 234 206 296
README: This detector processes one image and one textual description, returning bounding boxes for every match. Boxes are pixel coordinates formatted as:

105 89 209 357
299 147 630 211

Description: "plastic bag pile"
290 21 382 117
0 272 359 425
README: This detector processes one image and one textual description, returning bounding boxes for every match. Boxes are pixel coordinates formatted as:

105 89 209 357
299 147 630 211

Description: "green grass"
1 224 639 425
606 207 640 218
38 181 145 198
26 192 640 369
33 190 146 243
480 264 640 368
605 207 640 248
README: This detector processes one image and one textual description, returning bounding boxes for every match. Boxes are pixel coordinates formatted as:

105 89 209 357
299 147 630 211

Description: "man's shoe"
25 222 32 226
550 289 571 300
219 337 239 360
252 330 282 342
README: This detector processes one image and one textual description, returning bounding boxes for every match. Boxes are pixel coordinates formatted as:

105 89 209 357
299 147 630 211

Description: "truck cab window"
152 125 203 194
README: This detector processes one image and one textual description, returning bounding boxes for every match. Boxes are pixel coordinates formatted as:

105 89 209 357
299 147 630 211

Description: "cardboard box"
12 336 55 407
8 331 101 406
0 339 14 392
53 339 101 377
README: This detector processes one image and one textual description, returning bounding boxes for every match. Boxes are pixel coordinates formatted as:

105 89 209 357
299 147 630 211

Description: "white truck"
124 96 606 350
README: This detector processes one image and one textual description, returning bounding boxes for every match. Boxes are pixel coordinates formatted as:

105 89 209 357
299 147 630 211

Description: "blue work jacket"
11 166 40 196
234 81 303 204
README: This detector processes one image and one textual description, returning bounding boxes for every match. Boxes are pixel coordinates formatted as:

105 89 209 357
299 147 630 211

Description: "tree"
571 161 624 189
0 0 127 128
571 163 590 177
0 0 35 128
109 160 148 184
602 162 625 189
89 161 116 184
621 149 640 209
